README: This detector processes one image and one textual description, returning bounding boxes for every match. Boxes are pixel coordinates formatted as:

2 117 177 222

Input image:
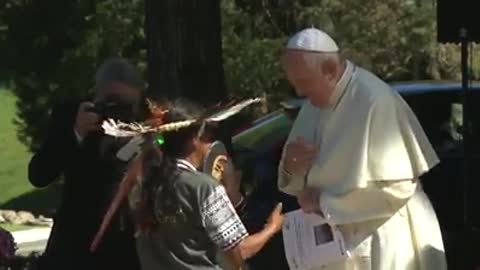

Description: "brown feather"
89 153 143 252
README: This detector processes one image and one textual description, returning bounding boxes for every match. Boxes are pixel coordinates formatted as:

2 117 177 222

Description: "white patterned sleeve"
200 185 249 251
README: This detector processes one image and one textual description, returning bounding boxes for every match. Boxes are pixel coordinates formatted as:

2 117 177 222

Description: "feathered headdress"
89 97 264 252
101 97 264 138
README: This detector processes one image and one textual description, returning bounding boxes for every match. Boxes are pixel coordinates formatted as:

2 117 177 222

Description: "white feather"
206 98 264 122
101 118 197 138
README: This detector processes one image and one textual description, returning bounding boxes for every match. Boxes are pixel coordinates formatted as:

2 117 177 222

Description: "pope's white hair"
302 52 342 71
95 57 144 91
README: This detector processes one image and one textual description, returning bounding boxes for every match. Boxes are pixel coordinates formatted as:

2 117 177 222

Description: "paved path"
11 227 51 256
16 239 47 256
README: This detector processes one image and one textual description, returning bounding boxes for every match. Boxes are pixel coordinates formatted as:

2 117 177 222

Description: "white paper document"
282 210 348 270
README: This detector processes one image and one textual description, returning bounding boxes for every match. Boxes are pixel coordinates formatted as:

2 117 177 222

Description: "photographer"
28 58 144 270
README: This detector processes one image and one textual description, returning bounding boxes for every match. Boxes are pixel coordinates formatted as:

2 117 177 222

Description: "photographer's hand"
74 102 102 141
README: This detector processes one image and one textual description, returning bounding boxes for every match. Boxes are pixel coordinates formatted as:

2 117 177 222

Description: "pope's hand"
283 137 317 175
297 188 321 214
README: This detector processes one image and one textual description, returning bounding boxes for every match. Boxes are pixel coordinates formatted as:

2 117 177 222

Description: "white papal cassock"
278 60 448 270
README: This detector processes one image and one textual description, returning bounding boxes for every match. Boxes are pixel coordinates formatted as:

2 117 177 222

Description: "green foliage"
221 0 292 112
315 0 436 80
221 0 480 108
222 0 430 112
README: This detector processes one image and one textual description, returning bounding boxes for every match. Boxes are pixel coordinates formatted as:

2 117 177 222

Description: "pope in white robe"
278 28 447 270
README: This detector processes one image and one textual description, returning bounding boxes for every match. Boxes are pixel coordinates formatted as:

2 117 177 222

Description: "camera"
87 96 136 122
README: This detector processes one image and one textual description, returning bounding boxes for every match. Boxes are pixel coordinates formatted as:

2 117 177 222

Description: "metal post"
460 28 469 226
459 27 473 269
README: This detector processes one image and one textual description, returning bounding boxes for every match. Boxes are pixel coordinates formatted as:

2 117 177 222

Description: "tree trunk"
412 0 422 80
144 0 227 105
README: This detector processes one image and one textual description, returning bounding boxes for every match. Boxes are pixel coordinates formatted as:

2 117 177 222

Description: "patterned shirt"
133 160 248 270
201 185 248 250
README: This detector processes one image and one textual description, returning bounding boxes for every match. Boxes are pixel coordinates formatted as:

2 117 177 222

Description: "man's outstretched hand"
265 203 284 234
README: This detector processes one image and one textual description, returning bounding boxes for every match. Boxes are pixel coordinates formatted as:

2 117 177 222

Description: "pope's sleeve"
319 92 424 225
278 148 305 196
319 179 417 225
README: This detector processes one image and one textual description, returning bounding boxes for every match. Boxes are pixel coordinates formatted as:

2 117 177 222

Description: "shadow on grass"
0 183 62 217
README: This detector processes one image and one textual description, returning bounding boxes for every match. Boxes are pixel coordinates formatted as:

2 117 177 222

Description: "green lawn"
0 223 37 232
0 89 60 215
0 89 35 205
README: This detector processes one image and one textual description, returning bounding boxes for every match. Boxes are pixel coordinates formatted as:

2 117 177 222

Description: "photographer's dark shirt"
28 100 139 270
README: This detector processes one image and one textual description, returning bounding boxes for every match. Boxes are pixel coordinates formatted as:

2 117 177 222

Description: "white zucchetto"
286 27 339 53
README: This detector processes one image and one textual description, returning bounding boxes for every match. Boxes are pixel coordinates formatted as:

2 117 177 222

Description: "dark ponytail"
132 99 207 233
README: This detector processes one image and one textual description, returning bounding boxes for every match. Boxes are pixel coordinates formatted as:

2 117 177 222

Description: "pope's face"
283 50 334 108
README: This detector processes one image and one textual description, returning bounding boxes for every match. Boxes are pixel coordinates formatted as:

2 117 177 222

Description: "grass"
0 223 37 232
0 89 60 215
0 89 35 205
